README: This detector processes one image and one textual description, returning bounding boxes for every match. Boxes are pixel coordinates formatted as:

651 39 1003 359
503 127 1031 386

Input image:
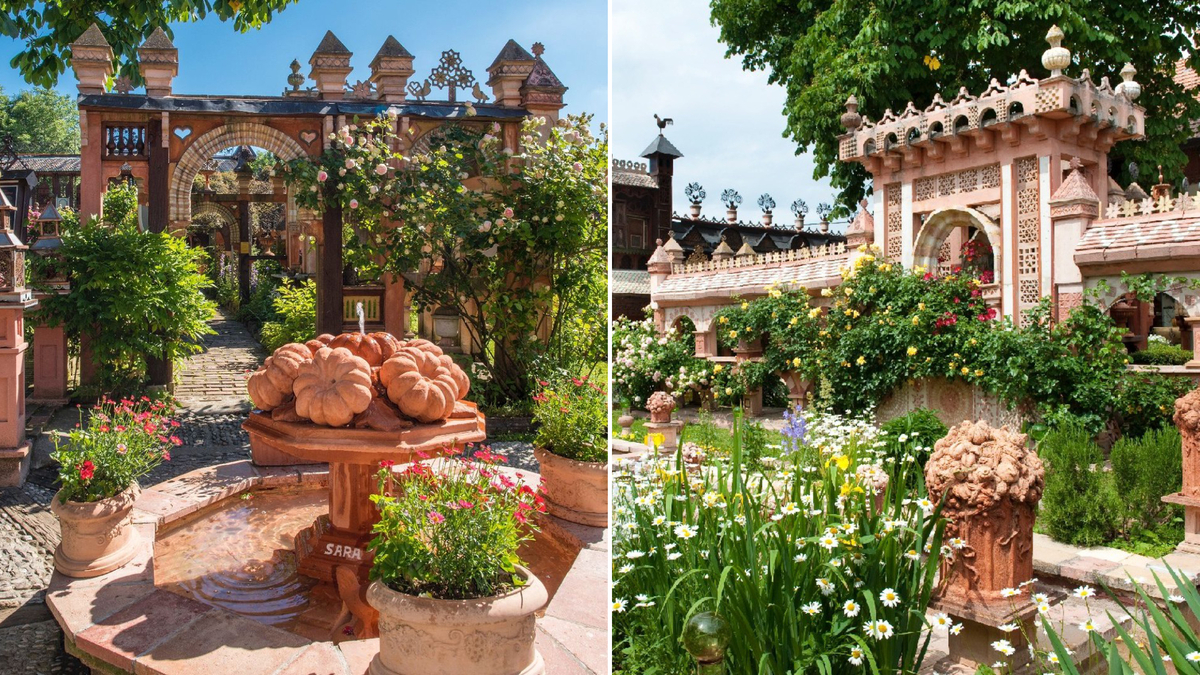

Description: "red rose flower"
78 460 95 480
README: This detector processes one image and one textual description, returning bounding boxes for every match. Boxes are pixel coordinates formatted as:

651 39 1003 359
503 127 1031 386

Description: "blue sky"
612 0 839 230
0 0 607 123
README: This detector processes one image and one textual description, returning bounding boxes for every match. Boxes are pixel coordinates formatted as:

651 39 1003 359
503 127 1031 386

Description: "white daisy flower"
879 588 901 607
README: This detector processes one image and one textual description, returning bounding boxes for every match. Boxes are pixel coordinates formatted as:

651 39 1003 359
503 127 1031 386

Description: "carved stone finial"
840 94 862 131
1115 62 1140 100
531 42 545 57
1069 156 1083 172
1042 24 1071 77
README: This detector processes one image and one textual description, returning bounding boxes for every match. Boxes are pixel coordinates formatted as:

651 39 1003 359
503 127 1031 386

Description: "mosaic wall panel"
1014 156 1041 326
885 182 902 261
910 164 1000 204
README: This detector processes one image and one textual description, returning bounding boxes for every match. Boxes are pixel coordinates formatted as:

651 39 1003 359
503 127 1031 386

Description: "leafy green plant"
30 183 215 392
1114 371 1193 440
51 397 179 503
532 376 607 463
278 112 607 405
880 409 947 468
1131 341 1192 366
368 451 543 599
1037 422 1122 547
612 410 946 675
612 311 712 408
1110 427 1182 532
258 278 316 353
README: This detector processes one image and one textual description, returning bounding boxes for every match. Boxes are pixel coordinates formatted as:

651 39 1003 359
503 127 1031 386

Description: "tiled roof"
613 170 658 189
1075 212 1200 265
1178 58 1200 137
655 255 846 301
16 155 80 172
611 269 650 295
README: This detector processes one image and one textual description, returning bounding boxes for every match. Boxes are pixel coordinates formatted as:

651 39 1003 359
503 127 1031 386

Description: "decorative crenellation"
1103 184 1200 220
671 241 847 274
612 158 649 173
838 29 1145 165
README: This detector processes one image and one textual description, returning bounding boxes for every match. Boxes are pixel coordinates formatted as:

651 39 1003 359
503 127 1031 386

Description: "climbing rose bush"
368 449 545 600
612 313 712 408
51 397 179 503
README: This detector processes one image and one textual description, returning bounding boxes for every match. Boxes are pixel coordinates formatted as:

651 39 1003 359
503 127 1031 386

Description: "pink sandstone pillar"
0 201 37 487
1186 318 1200 369
733 337 764 417
925 421 1045 668
32 323 68 403
1164 388 1200 552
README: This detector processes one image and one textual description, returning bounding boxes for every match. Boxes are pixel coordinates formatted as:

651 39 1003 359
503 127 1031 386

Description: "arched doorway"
912 208 1003 301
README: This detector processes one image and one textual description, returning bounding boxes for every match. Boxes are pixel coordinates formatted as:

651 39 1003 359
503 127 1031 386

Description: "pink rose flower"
503 207 514 218
317 170 328 182
349 199 359 209
345 158 357 170
375 163 388 175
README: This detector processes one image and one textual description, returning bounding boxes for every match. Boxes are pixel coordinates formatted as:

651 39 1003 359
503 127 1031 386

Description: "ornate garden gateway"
62 24 566 382
648 27 1200 412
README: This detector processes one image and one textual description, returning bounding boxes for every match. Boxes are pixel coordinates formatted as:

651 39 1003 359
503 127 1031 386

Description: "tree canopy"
709 0 1200 214
0 0 298 88
0 87 79 153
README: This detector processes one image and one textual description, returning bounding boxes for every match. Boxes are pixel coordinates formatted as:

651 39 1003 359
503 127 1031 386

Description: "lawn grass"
611 409 785 457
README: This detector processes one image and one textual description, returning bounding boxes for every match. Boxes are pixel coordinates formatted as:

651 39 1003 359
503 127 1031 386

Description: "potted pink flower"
366 450 549 675
531 377 608 526
49 397 177 577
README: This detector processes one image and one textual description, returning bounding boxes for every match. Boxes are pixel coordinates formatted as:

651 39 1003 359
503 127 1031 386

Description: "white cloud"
612 0 839 229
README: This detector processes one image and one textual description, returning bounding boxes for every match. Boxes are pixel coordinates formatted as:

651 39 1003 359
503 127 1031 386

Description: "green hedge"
1131 341 1192 366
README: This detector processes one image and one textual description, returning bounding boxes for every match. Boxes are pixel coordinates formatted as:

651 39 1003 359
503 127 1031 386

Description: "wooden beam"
147 117 168 233
317 199 343 334
238 196 251 306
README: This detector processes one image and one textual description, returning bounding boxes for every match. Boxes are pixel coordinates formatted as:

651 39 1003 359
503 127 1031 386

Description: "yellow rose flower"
918 302 926 311
821 288 833 297
911 316 920 326
725 387 733 395
729 330 738 339
741 301 749 310
719 316 728 324
856 355 866 366
907 346 918 356
713 364 724 373
961 366 970 375
792 357 801 368
974 369 984 377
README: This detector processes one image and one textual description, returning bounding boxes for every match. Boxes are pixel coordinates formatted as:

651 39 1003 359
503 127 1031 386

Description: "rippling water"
154 488 329 632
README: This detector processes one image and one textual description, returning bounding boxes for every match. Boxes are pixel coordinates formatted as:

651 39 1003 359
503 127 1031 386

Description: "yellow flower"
713 364 724 373
729 330 738 339
791 316 801 325
924 54 941 71
741 301 749 310
911 316 920 326
826 454 850 471
792 357 801 368
842 360 851 368
949 362 956 369
961 366 969 375
724 387 733 395
808 308 821 319
907 346 918 357
918 302 926 311
843 287 853 296
856 355 866 366
644 432 665 449
821 288 833 297
844 309 854 316
974 369 984 377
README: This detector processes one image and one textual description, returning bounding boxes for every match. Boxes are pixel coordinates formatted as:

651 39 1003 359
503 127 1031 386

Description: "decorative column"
925 420 1044 668
733 337 764 418
644 391 683 454
368 36 415 103
1164 388 1200 552
29 205 69 403
0 192 37 487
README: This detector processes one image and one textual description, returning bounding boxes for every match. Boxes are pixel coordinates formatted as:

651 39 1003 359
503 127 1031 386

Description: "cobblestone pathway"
0 311 538 673
174 308 263 411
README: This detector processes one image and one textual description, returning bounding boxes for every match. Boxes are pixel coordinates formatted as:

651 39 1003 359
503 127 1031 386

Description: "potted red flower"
531 376 608 526
366 450 549 675
49 397 177 577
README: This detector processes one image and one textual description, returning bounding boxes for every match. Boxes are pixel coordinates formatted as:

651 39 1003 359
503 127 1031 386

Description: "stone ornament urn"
924 420 1044 667
647 391 677 423
532 446 608 527
367 566 548 675
50 484 141 578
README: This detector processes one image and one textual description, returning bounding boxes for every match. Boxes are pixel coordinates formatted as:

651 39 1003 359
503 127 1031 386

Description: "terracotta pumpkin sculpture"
329 332 401 367
293 347 374 427
379 347 462 423
305 333 335 355
246 343 312 411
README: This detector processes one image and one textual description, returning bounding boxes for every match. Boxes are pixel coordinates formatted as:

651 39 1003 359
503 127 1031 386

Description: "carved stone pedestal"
644 420 683 454
1166 387 1200 552
925 420 1045 670
243 406 487 636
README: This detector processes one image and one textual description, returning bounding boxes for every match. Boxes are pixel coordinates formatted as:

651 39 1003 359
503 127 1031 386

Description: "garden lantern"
0 190 28 298
432 305 461 351
30 203 67 288
682 612 730 675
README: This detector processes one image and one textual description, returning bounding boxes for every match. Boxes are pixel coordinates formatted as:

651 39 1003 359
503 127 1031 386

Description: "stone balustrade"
670 241 847 274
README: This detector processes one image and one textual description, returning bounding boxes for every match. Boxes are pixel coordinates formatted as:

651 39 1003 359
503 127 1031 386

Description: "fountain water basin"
47 459 596 675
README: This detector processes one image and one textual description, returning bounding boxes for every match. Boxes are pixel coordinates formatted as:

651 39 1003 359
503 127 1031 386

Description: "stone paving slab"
1033 533 1200 600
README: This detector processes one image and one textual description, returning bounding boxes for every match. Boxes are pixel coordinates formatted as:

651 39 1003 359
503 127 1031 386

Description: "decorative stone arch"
191 201 236 228
1089 274 1200 318
170 122 307 223
912 207 1003 281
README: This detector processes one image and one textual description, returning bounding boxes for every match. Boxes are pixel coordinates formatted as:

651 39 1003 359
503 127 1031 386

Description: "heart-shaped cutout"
173 126 192 139
300 131 317 145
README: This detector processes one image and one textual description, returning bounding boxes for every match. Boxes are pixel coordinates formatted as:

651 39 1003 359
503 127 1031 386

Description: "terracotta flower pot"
533 446 608 527
367 566 548 675
50 484 141 578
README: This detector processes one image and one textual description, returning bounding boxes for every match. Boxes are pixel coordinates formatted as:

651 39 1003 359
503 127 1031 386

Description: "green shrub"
880 408 947 467
258 279 316 353
1038 422 1122 547
1110 426 1182 532
1113 371 1192 440
531 376 607 463
31 183 215 392
1131 341 1192 365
